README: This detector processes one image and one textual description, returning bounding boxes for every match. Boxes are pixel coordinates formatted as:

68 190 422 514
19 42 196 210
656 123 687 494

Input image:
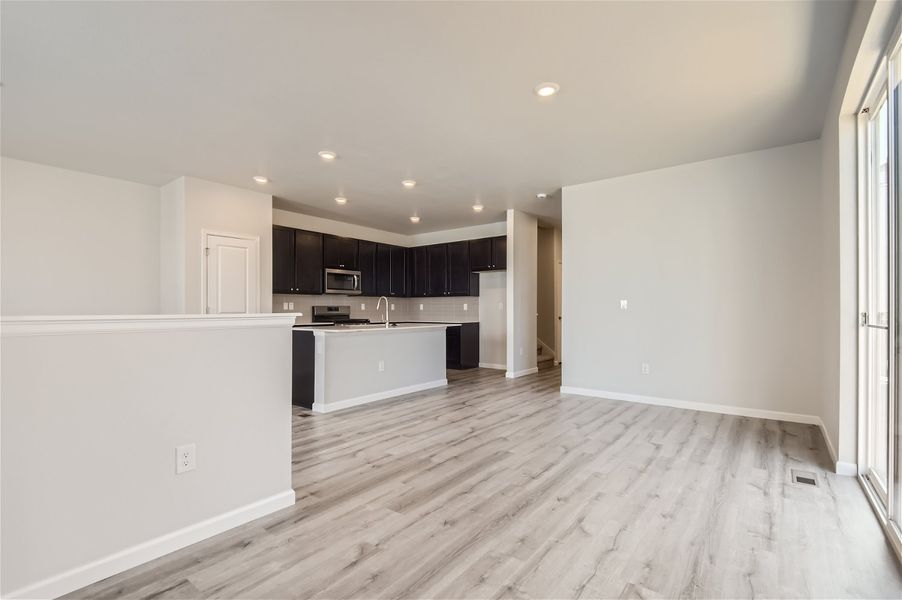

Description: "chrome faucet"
376 296 390 328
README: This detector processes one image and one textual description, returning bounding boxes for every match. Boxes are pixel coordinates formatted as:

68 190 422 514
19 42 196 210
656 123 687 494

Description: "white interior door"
205 233 260 314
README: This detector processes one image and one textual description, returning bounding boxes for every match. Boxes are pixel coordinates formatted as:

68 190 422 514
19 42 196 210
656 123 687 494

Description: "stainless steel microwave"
324 268 362 295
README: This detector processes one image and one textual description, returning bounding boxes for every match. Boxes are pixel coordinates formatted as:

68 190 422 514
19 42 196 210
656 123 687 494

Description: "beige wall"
1 157 161 315
562 141 823 419
536 227 555 350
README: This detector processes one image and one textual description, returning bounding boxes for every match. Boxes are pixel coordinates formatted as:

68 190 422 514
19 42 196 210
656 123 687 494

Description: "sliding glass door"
861 88 891 505
859 34 902 554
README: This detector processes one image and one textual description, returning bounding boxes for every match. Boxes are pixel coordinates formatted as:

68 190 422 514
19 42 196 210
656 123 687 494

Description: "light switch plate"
288 302 294 310
419 303 424 310
463 303 468 311
620 300 629 310
391 303 395 311
282 302 289 310
361 303 366 310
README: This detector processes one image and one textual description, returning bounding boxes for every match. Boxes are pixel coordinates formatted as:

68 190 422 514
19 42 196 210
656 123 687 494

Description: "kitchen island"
293 323 448 413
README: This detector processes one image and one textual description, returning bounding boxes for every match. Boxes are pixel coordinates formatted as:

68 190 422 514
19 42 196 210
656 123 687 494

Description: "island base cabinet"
292 330 315 409
446 323 479 369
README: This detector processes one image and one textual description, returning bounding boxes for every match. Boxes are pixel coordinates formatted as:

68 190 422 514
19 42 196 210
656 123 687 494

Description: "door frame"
200 229 261 315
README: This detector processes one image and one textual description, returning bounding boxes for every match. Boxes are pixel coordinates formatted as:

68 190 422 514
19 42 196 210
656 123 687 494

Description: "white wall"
0 315 295 598
274 208 506 248
478 271 507 368
273 208 409 247
1 157 161 315
536 227 555 350
184 178 273 313
506 209 537 377
160 178 186 313
562 141 824 420
410 221 507 247
553 227 563 363
160 177 273 313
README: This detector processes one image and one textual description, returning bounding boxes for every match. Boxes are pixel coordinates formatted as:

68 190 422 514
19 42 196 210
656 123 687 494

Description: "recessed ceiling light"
410 215 420 223
318 150 338 161
534 82 560 97
401 179 417 189
473 203 484 212
334 196 348 205
536 192 548 200
253 175 269 184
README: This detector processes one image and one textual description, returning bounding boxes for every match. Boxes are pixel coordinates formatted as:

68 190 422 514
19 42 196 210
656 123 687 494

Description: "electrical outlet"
641 363 650 375
391 303 395 311
176 443 196 474
282 302 289 310
360 303 366 310
378 360 385 372
620 300 629 310
463 303 468 311
288 302 294 310
419 303 424 311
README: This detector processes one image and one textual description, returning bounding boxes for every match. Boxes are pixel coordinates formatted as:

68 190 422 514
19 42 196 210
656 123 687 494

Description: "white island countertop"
294 323 451 335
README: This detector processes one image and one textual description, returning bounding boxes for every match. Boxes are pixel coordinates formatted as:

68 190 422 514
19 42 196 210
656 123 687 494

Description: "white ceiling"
2 1 852 234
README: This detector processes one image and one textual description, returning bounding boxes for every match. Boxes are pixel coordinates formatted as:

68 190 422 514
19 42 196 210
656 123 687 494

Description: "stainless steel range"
311 305 370 326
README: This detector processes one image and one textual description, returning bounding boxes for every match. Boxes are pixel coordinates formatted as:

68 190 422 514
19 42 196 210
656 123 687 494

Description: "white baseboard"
479 362 506 370
6 489 296 600
559 387 863 475
313 379 447 413
560 386 821 425
506 367 539 379
814 417 857 476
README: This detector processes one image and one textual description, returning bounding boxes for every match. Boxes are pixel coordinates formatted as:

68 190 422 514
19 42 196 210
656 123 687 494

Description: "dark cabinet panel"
469 238 492 271
359 240 377 296
292 330 315 408
323 235 358 270
389 246 407 297
469 236 506 271
446 323 479 369
446 241 471 295
375 244 392 296
273 226 296 293
294 229 323 294
491 236 507 270
427 244 448 296
411 246 429 297
273 226 323 294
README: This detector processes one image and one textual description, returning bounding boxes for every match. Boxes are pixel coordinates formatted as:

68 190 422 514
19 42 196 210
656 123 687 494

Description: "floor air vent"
791 469 819 487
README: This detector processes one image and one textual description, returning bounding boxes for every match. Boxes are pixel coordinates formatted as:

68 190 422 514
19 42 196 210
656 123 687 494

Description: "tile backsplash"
273 294 479 323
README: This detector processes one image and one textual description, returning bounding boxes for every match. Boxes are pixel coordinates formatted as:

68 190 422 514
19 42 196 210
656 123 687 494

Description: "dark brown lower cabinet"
292 330 315 409
446 323 479 369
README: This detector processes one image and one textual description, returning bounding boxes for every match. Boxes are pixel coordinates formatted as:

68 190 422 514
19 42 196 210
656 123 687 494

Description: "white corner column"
506 209 538 378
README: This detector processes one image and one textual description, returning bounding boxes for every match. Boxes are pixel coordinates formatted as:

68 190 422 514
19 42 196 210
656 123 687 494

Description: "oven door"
324 269 362 295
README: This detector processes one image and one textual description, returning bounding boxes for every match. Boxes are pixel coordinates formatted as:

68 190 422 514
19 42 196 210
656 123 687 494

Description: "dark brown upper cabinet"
358 240 378 296
446 241 473 296
273 226 323 294
375 244 392 296
410 246 429 297
427 244 448 296
469 236 506 271
389 246 407 297
322 235 358 270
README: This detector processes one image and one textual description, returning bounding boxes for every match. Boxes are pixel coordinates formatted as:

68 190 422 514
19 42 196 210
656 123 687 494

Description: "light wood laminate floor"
69 366 902 599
